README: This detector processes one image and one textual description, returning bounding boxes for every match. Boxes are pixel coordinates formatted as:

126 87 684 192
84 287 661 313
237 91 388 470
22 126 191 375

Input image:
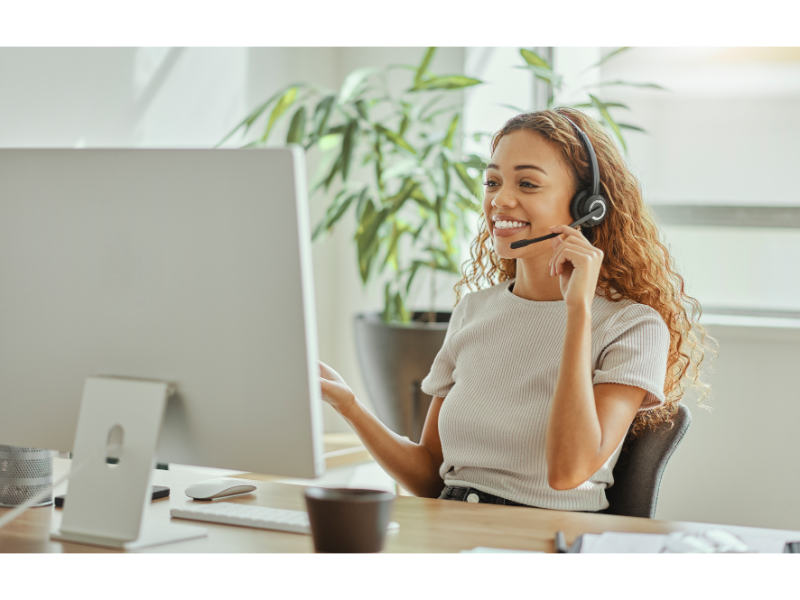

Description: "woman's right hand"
319 361 357 415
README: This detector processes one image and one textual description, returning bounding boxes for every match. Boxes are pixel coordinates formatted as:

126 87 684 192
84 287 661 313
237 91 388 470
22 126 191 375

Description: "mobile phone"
54 485 170 508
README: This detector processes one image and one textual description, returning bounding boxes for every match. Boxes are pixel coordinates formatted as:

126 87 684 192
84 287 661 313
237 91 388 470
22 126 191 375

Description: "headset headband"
561 115 600 197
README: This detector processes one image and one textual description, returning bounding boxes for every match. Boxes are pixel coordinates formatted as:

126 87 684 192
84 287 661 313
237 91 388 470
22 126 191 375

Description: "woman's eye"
482 180 498 188
521 181 539 189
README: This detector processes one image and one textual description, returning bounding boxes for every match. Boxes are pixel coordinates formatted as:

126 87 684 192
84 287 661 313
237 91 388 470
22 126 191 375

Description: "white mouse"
185 478 257 500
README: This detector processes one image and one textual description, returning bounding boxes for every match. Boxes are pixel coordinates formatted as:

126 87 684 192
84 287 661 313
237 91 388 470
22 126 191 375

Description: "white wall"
658 320 800 530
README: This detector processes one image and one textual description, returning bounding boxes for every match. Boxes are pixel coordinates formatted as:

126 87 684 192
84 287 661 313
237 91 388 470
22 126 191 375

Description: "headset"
509 116 608 250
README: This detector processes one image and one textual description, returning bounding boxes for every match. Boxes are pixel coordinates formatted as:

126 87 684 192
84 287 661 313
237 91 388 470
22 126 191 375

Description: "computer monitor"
0 147 325 479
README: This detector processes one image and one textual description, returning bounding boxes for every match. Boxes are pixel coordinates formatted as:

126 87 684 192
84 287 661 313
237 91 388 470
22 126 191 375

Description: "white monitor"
0 148 325 479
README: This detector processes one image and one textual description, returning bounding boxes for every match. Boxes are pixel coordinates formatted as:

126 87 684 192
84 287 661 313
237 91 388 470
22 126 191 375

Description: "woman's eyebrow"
486 163 548 176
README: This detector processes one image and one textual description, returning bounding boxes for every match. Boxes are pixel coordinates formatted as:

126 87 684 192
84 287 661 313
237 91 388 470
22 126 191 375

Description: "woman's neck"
511 254 563 302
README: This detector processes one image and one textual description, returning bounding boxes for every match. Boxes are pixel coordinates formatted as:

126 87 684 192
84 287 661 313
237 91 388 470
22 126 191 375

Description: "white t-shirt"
420 280 670 511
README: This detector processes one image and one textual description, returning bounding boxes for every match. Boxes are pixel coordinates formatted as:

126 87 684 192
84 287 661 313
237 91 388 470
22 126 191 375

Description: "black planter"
353 312 450 442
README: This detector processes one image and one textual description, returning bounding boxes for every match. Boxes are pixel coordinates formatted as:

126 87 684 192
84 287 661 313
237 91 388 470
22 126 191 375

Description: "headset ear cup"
569 189 590 223
582 194 608 228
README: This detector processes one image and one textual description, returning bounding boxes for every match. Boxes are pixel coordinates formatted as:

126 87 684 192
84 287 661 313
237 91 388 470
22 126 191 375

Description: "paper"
460 546 543 553
578 529 796 553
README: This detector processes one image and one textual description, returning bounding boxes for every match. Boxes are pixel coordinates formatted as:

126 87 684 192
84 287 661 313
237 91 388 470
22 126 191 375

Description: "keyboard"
171 502 314 534
171 502 400 535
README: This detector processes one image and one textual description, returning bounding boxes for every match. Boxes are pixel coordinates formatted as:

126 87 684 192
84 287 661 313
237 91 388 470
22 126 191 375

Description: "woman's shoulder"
593 295 668 336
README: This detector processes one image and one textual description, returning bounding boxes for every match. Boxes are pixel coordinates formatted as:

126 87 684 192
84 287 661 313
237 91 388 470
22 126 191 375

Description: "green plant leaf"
321 153 342 191
339 67 378 105
385 178 418 213
443 114 459 149
516 64 563 88
453 162 480 196
520 48 551 69
341 119 359 181
261 87 298 142
375 124 417 155
216 87 291 147
286 105 307 144
312 190 357 240
355 99 369 120
572 101 630 111
311 95 336 137
382 221 411 270
589 80 669 91
463 154 488 170
617 122 647 133
585 47 630 71
380 158 418 181
382 283 394 322
414 47 436 88
409 75 482 92
355 201 389 284
499 103 528 113
393 292 410 323
588 94 626 153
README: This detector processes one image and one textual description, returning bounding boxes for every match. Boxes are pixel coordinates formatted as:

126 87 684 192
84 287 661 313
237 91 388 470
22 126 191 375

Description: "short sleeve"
420 294 470 397
593 305 670 410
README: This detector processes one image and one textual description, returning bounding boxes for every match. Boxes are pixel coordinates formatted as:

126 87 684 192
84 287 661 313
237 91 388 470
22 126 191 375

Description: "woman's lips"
492 224 530 237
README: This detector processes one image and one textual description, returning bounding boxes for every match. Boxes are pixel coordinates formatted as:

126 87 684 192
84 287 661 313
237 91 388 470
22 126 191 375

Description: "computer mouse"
185 478 257 500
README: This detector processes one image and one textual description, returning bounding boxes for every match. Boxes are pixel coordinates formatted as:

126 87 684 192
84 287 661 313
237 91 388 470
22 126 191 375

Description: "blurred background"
1 47 799 529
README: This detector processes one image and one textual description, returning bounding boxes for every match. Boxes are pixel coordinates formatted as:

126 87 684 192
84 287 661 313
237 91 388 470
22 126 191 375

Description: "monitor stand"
51 376 207 550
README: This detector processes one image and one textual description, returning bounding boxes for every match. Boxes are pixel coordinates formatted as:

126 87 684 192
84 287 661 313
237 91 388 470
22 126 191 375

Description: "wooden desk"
3 457 800 553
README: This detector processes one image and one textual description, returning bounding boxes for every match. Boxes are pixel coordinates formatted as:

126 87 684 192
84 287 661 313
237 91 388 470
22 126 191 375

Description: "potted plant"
219 48 484 440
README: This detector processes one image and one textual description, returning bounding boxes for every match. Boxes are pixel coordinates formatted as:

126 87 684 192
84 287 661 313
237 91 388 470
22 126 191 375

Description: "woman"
319 108 712 512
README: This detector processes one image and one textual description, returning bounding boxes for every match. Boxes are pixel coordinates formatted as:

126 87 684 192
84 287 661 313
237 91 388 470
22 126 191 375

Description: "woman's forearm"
337 399 444 498
545 302 603 489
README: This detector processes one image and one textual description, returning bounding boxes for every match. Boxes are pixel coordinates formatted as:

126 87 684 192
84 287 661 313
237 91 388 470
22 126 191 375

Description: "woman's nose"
491 187 517 209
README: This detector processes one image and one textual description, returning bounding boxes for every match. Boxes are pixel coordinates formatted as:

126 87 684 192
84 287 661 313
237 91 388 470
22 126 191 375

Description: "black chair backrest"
602 403 692 519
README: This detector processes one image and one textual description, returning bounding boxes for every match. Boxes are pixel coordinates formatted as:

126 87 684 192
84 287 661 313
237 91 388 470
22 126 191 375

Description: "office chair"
601 403 692 519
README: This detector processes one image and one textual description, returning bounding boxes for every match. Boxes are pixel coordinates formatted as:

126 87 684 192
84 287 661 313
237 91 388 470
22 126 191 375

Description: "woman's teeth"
494 220 528 229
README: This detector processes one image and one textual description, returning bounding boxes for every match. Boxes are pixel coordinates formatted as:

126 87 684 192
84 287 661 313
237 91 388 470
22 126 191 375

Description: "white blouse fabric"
420 280 670 512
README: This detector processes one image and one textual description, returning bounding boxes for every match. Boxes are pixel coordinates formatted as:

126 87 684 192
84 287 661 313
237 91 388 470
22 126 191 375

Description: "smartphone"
54 485 170 508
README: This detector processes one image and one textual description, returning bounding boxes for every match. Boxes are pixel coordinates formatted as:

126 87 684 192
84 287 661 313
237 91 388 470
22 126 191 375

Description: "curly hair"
455 107 716 436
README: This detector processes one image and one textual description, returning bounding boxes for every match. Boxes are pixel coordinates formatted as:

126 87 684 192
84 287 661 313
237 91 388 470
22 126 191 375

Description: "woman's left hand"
549 225 604 309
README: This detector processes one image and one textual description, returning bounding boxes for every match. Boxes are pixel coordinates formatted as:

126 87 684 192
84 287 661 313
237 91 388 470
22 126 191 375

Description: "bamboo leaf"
585 47 630 71
572 101 630 111
313 191 359 240
617 122 647 133
393 292 410 323
414 47 436 87
340 119 359 181
409 75 482 92
355 202 388 284
375 124 417 155
589 94 626 153
339 67 378 105
516 64 563 88
382 222 411 270
385 178 418 214
590 80 669 91
382 283 394 322
499 103 528 113
381 158 418 181
216 87 288 147
261 87 298 142
443 114 459 149
286 105 307 144
321 154 342 191
355 99 369 120
311 95 336 136
520 48 551 69
453 162 480 196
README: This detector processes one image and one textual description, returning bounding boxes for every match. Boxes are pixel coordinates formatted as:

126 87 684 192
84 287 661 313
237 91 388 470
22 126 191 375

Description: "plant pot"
353 312 450 443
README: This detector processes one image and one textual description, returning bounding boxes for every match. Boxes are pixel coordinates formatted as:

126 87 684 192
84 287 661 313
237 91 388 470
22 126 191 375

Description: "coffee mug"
303 487 395 553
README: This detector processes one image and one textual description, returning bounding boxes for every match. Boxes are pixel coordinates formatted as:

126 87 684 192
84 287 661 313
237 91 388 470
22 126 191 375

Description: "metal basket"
0 446 55 507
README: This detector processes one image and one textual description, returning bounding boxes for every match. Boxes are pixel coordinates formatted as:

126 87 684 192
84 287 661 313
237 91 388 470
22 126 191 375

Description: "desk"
3 457 800 553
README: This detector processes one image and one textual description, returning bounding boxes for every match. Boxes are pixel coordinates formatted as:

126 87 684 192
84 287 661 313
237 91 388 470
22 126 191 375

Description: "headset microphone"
509 204 606 249
507 114 608 251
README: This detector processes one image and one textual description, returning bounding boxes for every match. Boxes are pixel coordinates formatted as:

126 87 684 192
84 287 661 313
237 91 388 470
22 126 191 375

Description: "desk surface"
3 456 800 553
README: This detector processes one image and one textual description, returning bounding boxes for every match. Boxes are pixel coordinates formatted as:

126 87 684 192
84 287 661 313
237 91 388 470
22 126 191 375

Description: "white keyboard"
171 502 313 534
171 502 400 535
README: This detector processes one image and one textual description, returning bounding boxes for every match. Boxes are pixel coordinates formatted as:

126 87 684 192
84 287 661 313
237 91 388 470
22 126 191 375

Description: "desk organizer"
0 445 55 507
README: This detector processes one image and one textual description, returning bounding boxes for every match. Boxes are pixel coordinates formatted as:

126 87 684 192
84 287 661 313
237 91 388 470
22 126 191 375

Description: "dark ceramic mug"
303 487 395 553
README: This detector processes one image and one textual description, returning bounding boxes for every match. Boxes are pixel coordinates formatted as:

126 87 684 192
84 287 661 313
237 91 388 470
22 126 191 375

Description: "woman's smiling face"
483 129 576 260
